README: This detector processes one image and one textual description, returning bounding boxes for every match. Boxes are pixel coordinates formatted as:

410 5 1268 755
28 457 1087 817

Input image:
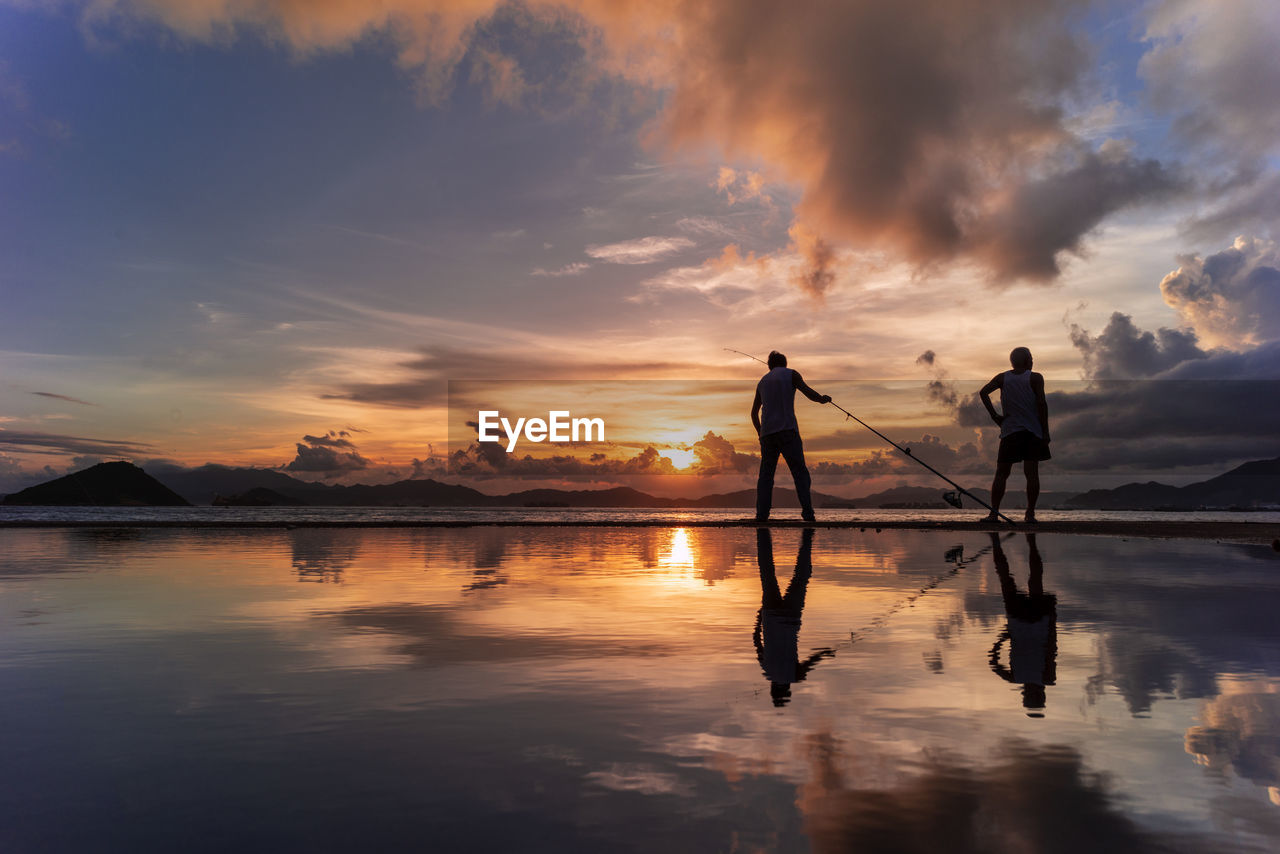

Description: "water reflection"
289 528 358 582
1 527 1278 851
799 735 1241 854
1186 676 1280 805
988 532 1058 716
755 527 835 706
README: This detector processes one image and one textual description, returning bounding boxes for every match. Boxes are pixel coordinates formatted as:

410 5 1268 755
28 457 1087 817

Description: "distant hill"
147 464 327 505
130 457 1280 511
144 465 855 508
147 464 491 507
212 487 308 507
821 485 1077 510
1063 457 1280 510
2 461 190 506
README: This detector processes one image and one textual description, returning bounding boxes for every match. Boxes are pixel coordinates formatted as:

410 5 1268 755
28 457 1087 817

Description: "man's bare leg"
986 460 1013 521
1023 459 1040 523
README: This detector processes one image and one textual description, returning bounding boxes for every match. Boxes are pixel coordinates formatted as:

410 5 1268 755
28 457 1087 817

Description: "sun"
659 448 697 469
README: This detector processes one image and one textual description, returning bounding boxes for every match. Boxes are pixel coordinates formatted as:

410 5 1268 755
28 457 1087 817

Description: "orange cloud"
84 0 1180 280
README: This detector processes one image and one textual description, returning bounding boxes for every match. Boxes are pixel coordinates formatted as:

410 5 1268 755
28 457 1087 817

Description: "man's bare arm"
792 371 832 404
979 374 1005 426
1031 372 1050 442
751 389 763 435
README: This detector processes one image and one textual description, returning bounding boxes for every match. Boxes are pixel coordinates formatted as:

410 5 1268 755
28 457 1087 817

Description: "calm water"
3 506 1279 525
1 527 1278 852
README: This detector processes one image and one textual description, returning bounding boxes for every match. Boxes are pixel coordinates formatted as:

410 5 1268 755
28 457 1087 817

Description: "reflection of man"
988 532 1057 715
755 527 834 706
751 351 831 522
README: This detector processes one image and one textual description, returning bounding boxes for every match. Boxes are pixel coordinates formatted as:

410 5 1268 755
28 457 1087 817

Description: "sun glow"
658 528 696 569
659 448 697 469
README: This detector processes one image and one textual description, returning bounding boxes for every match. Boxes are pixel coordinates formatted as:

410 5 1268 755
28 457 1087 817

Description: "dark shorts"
997 430 1051 465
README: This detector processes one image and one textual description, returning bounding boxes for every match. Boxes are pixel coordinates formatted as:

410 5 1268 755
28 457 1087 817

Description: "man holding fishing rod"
751 351 832 522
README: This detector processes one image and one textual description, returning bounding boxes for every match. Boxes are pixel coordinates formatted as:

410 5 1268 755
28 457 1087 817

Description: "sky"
1 0 1279 497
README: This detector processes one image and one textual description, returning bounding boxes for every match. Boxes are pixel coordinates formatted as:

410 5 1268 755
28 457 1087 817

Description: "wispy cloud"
32 391 97 406
585 236 695 265
0 430 150 458
530 262 590 277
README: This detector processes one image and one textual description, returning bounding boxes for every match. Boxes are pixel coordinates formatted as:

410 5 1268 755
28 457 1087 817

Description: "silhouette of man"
987 532 1057 716
979 346 1050 523
754 527 834 706
752 351 831 522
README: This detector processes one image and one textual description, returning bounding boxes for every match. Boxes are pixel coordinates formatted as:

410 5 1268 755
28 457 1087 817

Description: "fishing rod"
725 348 1017 526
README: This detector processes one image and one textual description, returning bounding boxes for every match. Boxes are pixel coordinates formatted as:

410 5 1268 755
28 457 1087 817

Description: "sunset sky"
2 0 1278 496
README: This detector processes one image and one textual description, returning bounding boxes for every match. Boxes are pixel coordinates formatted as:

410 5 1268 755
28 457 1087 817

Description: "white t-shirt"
1000 370 1042 439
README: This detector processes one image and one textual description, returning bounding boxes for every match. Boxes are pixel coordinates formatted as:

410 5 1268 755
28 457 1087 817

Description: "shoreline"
2 518 1278 546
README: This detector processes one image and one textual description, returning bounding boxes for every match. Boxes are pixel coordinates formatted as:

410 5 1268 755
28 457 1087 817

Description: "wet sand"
2 518 1278 545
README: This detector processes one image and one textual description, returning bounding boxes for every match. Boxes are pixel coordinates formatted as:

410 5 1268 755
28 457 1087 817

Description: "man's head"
767 351 787 369
1009 347 1033 370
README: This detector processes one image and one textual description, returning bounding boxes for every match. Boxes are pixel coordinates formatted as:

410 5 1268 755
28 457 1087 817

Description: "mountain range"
2 458 1277 510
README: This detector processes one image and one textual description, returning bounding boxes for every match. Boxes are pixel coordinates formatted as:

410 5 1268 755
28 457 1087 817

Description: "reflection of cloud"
1090 631 1218 716
321 603 673 665
290 528 360 582
799 733 1239 853
585 764 693 797
1186 677 1280 799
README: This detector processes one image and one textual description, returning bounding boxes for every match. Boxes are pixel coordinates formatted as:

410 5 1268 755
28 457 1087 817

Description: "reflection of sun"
659 448 697 469
659 528 696 568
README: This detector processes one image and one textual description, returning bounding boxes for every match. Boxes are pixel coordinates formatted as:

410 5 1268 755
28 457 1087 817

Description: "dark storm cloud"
1035 318 1280 471
659 0 1181 283
87 0 1188 284
284 430 371 475
1069 312 1207 380
301 431 357 448
906 298 1280 474
1159 236 1280 348
967 144 1180 279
